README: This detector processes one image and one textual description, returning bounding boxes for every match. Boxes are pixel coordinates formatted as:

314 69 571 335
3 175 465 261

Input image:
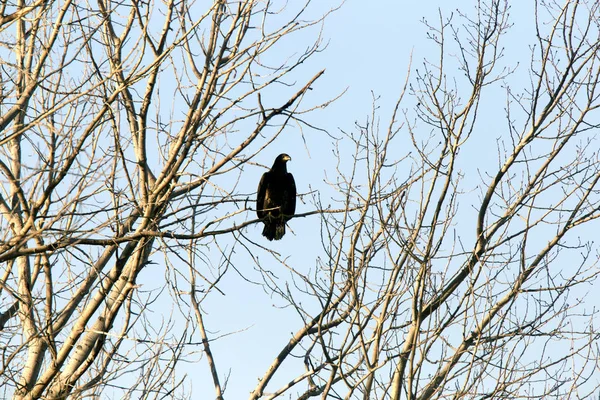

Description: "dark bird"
256 154 296 240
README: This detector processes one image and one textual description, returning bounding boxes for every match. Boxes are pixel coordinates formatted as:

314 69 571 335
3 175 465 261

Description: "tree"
0 0 329 398
2 0 600 399
247 0 600 398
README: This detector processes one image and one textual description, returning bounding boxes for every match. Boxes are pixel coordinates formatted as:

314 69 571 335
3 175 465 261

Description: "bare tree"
244 0 600 399
0 0 330 398
2 0 600 399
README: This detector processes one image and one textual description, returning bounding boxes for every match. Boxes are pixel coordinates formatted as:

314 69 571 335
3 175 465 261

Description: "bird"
256 153 297 240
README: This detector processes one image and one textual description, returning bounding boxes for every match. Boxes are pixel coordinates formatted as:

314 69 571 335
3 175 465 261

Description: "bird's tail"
262 222 286 241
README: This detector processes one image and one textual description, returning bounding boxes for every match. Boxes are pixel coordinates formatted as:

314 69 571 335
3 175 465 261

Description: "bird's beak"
284 155 292 161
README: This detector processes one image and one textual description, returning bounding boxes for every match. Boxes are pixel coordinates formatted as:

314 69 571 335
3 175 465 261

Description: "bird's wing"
256 172 269 219
284 172 297 217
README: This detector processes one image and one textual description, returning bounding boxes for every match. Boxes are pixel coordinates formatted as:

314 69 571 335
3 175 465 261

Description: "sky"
4 0 600 398
84 0 599 398
180 0 542 398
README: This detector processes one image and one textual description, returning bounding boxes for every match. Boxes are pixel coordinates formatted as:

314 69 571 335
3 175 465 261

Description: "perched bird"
256 154 297 240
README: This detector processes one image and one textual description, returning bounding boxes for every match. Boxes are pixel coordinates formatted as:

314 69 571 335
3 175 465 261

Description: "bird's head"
270 153 292 172
272 153 292 168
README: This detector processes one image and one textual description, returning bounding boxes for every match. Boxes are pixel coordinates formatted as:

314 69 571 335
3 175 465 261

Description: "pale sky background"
124 1 598 398
181 1 530 398
3 0 600 399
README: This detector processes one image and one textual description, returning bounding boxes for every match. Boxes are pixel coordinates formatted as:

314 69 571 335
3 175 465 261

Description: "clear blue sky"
131 1 597 398
183 1 527 398
5 0 599 398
